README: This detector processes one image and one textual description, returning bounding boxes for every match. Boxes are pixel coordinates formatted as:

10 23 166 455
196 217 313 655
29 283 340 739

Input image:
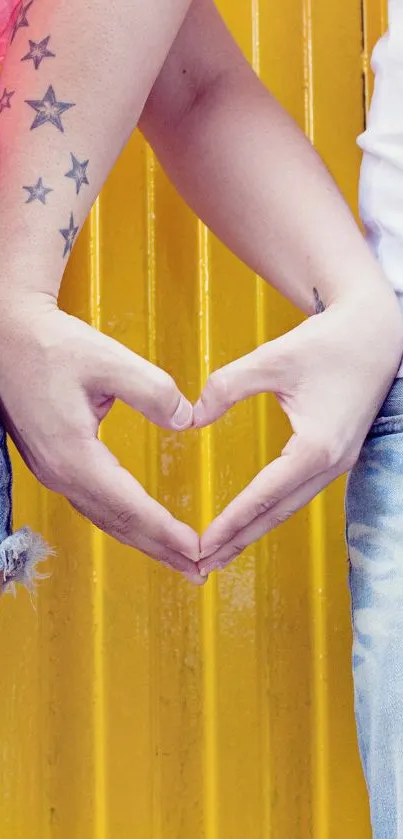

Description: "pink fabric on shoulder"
0 0 20 63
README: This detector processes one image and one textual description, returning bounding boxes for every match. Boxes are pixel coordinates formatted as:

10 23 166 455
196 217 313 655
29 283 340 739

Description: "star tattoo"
25 85 75 133
60 213 79 258
23 177 52 205
11 0 34 44
21 35 55 70
0 88 15 114
65 153 89 195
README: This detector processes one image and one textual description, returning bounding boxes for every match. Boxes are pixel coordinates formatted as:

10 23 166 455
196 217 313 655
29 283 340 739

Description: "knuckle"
272 509 292 528
322 440 345 471
254 497 277 517
316 444 335 471
262 510 291 534
304 431 340 471
230 541 246 556
150 370 178 408
95 507 139 540
148 545 184 573
146 544 169 564
206 369 231 407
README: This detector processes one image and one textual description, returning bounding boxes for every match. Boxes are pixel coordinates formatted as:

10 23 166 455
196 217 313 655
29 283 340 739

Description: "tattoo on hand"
65 153 89 195
11 0 34 44
60 212 79 258
313 287 325 314
21 35 55 70
25 85 75 133
0 88 15 114
23 177 52 204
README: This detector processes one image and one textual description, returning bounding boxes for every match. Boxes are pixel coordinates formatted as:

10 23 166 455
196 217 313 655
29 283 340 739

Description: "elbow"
140 67 225 141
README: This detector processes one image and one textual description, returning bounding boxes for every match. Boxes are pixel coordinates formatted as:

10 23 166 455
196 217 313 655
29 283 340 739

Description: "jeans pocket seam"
369 416 403 436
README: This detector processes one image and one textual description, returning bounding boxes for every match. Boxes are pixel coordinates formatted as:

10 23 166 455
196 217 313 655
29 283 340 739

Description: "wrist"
330 284 403 367
0 289 58 329
0 222 74 303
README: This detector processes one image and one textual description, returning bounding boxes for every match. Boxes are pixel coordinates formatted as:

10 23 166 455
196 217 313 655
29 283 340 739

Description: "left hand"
194 294 403 576
0 298 203 583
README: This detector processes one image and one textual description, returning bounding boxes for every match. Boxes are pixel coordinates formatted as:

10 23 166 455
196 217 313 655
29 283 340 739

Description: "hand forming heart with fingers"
0 299 205 583
194 294 403 577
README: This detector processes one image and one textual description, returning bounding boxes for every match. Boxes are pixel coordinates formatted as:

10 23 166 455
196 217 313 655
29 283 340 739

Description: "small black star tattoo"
23 177 52 205
21 35 55 70
0 88 15 114
65 153 89 195
313 288 325 314
11 0 34 44
60 212 79 258
25 85 75 132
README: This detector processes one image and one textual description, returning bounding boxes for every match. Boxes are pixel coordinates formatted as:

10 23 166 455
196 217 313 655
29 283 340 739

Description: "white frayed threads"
0 527 54 600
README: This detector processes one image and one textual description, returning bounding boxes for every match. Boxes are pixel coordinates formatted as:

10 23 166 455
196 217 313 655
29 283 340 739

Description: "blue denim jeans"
347 377 403 838
0 419 49 594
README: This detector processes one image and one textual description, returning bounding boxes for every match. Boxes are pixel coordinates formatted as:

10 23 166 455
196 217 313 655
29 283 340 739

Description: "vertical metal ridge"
303 0 315 143
252 1 271 835
255 291 271 839
361 0 369 130
361 0 388 117
309 497 329 839
302 5 329 835
251 0 261 76
39 480 51 839
89 198 107 839
146 144 162 839
198 220 217 839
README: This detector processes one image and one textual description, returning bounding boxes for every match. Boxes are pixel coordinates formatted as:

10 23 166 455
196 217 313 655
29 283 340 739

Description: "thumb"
193 342 284 428
93 337 193 430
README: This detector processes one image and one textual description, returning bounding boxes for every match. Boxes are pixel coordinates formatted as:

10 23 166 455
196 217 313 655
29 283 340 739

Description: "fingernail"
172 397 193 429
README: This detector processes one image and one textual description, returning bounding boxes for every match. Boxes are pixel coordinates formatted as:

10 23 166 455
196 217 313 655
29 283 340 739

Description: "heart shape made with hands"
0 299 390 584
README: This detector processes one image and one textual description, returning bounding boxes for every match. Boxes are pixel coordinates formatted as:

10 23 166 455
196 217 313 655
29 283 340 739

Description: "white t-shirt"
359 0 403 374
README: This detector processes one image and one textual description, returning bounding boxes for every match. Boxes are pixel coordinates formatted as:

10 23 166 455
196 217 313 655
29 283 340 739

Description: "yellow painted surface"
0 1 386 836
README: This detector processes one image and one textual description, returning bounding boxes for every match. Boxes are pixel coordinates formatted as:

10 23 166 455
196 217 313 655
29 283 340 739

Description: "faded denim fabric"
351 11 403 828
346 378 403 838
0 420 12 545
0 419 49 595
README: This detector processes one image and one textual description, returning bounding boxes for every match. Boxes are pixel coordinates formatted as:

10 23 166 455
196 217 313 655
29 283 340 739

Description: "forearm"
0 0 191 301
142 51 395 315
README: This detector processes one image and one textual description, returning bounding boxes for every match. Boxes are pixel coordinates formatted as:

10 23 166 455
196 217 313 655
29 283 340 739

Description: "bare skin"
0 0 401 581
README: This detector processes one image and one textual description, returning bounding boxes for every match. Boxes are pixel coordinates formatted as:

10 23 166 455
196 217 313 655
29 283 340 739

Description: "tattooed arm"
0 0 204 581
140 0 403 572
0 0 194 288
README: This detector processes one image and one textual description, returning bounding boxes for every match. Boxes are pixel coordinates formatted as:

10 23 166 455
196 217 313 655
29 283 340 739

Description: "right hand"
0 296 203 583
195 289 403 575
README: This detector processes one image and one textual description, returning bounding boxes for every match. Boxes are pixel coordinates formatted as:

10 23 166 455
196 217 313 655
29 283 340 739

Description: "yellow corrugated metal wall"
0 1 387 836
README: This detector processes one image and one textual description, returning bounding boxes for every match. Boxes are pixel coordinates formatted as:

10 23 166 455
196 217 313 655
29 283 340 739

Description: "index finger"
200 433 325 558
65 438 201 576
